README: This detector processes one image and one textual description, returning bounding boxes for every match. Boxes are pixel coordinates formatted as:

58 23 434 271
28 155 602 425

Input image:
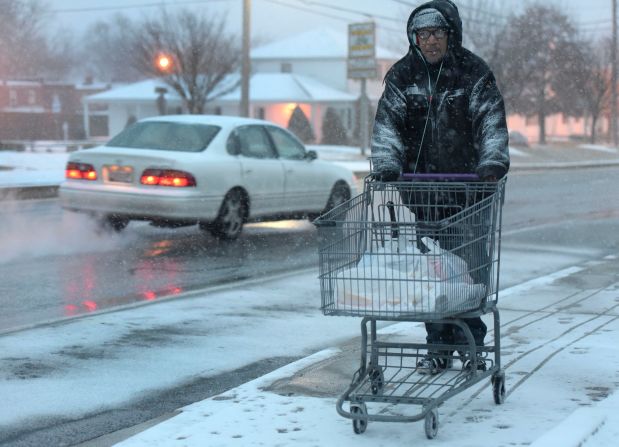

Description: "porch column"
83 100 90 139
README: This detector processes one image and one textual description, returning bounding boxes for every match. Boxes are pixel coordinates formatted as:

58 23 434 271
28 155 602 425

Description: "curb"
0 184 59 200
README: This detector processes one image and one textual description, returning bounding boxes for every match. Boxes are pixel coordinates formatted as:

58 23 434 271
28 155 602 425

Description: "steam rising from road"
0 197 130 264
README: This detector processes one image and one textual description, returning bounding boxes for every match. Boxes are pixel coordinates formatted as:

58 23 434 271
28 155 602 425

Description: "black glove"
373 169 399 182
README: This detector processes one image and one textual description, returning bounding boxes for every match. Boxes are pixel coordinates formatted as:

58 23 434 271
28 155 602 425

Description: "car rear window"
106 122 221 152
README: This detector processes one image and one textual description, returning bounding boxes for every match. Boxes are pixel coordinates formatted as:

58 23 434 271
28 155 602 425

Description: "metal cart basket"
314 174 507 439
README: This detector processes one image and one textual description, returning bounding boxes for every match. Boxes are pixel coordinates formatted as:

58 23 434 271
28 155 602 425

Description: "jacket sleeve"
371 80 408 179
469 72 510 179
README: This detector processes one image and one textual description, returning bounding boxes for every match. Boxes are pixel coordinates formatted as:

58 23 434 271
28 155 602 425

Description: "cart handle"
400 173 480 181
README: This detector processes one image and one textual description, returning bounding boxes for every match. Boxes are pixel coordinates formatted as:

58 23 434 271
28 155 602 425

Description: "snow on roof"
252 27 401 61
217 73 356 103
84 79 183 103
85 73 356 105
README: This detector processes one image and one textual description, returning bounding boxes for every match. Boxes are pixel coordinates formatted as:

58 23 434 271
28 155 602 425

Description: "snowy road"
0 167 618 446
1 167 619 333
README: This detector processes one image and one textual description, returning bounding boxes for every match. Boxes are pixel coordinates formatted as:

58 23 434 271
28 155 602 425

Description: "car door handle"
244 169 253 174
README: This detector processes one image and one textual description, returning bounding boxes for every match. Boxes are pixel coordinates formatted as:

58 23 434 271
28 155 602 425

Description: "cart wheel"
424 408 439 439
368 366 384 395
351 403 368 434
492 370 506 405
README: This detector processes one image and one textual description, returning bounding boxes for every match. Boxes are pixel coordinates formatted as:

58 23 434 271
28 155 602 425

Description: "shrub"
287 106 315 143
321 107 348 145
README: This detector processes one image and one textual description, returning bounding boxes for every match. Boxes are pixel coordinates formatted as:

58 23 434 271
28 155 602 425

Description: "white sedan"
59 115 357 239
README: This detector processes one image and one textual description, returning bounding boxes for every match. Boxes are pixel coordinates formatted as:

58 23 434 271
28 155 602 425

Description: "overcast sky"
44 0 614 49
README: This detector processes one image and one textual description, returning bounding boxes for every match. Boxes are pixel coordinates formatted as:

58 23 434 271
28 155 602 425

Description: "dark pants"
402 186 492 348
423 225 488 347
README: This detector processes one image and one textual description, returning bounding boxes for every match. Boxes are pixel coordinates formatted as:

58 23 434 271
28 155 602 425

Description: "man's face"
417 27 448 64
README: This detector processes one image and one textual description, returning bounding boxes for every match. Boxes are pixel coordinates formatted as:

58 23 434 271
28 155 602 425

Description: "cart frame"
314 175 507 438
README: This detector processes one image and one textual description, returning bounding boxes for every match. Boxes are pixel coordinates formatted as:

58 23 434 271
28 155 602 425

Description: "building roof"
252 27 402 61
85 73 356 105
216 73 356 103
84 79 183 103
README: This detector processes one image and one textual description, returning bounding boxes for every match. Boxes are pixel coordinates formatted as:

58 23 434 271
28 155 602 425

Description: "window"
9 90 17 107
236 126 276 159
266 126 306 160
28 89 36 105
525 115 537 126
281 63 292 73
106 122 220 152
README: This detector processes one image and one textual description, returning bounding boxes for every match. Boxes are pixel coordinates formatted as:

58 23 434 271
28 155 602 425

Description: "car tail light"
66 162 97 180
140 169 197 187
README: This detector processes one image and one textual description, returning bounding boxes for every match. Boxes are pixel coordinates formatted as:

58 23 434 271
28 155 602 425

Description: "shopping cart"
314 173 507 439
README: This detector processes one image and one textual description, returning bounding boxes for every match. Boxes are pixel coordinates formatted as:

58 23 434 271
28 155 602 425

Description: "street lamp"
155 53 173 74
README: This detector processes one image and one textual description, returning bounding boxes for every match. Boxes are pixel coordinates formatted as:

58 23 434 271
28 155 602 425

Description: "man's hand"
372 170 400 182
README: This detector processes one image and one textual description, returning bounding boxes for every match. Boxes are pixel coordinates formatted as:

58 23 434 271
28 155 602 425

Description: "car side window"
226 131 241 155
266 126 306 160
235 126 276 159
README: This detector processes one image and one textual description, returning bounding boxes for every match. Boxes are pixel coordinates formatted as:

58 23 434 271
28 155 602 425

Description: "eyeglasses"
417 28 448 41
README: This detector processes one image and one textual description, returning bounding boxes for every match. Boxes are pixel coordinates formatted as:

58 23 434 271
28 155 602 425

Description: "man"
371 0 510 375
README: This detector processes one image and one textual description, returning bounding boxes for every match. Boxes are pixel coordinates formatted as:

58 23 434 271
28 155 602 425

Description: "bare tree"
130 9 242 114
564 38 611 143
81 14 142 82
458 0 508 70
494 4 581 144
0 0 75 79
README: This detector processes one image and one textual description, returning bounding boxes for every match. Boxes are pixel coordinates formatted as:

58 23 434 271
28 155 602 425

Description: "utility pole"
612 0 618 146
240 0 251 117
360 79 369 156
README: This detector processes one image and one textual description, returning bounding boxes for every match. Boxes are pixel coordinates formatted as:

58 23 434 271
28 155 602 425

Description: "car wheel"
324 183 350 213
97 214 129 233
207 190 246 240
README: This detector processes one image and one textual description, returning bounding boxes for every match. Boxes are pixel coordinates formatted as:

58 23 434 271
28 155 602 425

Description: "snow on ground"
114 256 619 447
1 252 617 446
0 271 362 428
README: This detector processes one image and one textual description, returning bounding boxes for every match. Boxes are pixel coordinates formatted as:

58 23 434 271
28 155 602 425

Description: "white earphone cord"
412 57 444 174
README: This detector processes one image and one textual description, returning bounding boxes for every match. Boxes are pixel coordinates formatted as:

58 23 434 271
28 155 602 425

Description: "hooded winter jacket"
371 0 509 180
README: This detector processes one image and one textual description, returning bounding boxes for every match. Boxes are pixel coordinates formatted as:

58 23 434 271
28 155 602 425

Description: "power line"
389 0 416 6
295 0 403 23
48 0 233 14
260 0 353 23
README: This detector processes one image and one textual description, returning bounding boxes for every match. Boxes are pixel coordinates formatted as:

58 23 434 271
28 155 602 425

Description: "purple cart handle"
400 173 480 181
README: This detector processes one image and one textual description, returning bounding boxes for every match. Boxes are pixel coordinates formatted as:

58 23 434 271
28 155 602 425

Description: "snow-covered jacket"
371 0 509 180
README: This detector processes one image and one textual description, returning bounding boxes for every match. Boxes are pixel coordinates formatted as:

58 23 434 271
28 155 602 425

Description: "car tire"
323 183 351 214
205 189 246 240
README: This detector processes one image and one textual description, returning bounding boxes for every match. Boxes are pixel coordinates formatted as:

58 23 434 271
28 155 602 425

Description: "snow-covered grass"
0 151 68 187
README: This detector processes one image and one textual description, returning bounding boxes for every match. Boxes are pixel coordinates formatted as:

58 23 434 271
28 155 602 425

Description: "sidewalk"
318 143 619 176
110 254 619 447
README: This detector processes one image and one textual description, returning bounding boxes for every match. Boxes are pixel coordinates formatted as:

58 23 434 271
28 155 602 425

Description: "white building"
83 27 401 140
